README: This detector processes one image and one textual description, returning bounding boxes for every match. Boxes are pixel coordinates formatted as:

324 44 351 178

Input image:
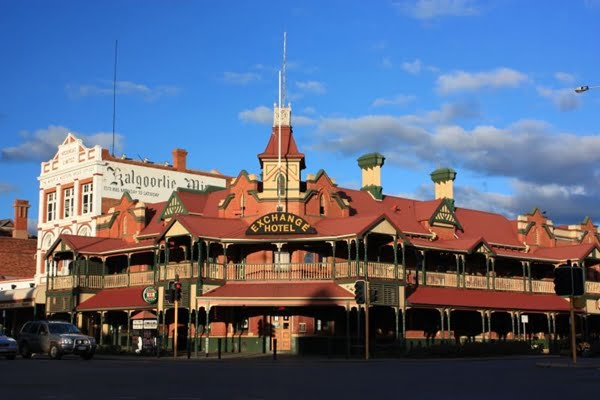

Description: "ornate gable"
429 198 463 230
160 192 188 220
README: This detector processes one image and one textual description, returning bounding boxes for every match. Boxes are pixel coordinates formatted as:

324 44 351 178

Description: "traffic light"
165 281 175 304
572 266 584 296
354 280 366 304
554 264 585 296
174 281 182 302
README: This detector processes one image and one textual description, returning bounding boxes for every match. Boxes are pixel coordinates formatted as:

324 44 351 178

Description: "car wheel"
80 352 94 360
6 354 16 360
48 344 62 360
20 343 32 359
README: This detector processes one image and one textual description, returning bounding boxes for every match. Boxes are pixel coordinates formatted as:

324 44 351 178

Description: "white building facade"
36 133 228 284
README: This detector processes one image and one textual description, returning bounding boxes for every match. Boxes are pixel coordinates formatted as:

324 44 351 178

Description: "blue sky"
2 0 600 230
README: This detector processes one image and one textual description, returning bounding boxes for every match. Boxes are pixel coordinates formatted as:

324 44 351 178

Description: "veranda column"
346 303 351 358
401 243 407 283
546 312 552 343
479 310 486 342
329 241 337 279
205 305 211 357
393 237 398 280
526 261 532 293
126 310 132 351
439 308 445 340
421 250 427 284
516 312 521 339
194 307 200 357
99 311 106 346
446 309 452 343
487 311 492 340
394 307 400 341
490 258 496 290
461 255 466 288
402 306 407 340
510 311 515 339
521 262 527 292
485 257 491 289
363 234 369 279
455 254 460 288
126 254 131 287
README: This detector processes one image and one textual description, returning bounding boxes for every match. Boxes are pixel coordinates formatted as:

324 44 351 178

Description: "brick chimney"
12 199 30 239
172 148 188 171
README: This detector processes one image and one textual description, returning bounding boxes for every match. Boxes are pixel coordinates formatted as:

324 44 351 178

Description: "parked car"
0 333 18 360
17 320 96 360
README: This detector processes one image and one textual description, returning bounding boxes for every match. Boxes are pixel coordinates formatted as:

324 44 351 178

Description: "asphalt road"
0 355 599 400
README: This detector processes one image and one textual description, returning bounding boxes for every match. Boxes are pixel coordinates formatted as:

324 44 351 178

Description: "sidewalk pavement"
536 357 600 369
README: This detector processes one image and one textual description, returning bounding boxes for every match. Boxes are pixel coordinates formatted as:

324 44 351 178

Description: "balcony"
47 261 600 296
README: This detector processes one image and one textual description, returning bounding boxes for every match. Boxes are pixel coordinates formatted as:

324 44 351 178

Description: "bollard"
273 338 277 360
218 338 222 359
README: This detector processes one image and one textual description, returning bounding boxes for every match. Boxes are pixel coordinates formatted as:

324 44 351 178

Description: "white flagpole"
278 70 282 211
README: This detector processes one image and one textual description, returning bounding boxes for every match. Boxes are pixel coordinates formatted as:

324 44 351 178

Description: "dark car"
0 333 18 360
17 320 96 360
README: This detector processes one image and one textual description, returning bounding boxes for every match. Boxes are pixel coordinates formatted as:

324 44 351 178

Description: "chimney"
12 199 30 239
357 153 385 200
172 148 188 171
430 167 457 201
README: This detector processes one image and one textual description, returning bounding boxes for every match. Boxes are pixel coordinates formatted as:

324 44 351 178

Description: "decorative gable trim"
518 221 535 235
429 198 462 230
159 192 189 220
96 212 120 230
473 242 493 255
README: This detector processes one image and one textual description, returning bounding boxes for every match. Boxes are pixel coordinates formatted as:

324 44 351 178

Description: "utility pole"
365 281 370 361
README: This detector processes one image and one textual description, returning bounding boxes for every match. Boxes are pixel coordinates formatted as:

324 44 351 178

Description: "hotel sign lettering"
247 212 316 235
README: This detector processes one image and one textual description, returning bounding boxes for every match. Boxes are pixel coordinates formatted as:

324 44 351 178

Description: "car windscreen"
48 324 81 334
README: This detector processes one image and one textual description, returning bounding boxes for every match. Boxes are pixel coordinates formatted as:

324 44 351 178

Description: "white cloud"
554 72 575 84
222 71 261 85
371 94 416 107
238 106 272 124
537 86 581 112
402 59 422 74
436 68 528 94
0 126 124 162
0 182 16 193
296 80 326 94
294 115 317 126
302 107 317 115
397 0 481 20
66 80 181 101
381 57 393 69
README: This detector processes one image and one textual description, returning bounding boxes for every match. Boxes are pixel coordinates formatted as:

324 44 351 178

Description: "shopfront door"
273 315 291 351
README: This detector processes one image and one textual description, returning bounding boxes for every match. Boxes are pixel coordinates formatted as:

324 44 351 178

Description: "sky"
2 0 600 232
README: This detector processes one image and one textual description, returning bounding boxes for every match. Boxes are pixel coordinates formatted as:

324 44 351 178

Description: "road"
0 355 598 399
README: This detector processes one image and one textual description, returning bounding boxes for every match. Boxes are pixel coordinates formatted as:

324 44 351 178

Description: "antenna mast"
282 31 287 107
111 40 118 157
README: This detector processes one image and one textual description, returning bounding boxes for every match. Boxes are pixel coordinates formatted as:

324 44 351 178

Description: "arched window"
42 233 55 250
277 174 286 198
78 226 91 236
240 193 245 217
319 194 326 216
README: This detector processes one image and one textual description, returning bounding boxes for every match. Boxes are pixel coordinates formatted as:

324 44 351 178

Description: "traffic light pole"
365 281 370 361
174 298 179 359
570 295 577 364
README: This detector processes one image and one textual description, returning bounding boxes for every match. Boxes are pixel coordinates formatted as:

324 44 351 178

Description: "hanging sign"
142 286 158 304
246 212 316 235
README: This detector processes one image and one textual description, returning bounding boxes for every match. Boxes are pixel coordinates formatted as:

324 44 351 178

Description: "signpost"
553 262 585 364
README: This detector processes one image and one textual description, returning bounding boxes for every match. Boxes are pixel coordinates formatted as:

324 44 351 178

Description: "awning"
0 287 35 309
198 282 354 307
131 310 157 320
77 287 155 311
407 286 571 312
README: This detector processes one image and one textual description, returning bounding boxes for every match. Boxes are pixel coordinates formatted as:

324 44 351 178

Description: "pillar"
346 304 351 358
205 305 211 357
439 308 445 340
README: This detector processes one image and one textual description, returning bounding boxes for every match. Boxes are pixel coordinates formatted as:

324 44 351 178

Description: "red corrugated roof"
529 243 597 262
137 201 167 237
59 235 154 255
77 287 153 311
257 127 305 167
408 286 570 311
455 208 523 247
202 282 353 299
409 236 488 253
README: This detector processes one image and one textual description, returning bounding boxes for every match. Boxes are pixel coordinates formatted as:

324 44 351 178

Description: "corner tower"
257 104 305 211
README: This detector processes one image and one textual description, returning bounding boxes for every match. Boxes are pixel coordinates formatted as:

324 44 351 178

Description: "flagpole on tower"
277 70 282 212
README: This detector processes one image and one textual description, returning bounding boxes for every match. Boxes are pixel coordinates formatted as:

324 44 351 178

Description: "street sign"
521 315 528 324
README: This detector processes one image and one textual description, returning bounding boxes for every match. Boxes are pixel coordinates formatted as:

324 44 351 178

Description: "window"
81 183 93 214
63 187 74 218
277 174 286 197
319 194 326 216
274 251 290 271
46 192 56 222
298 322 307 333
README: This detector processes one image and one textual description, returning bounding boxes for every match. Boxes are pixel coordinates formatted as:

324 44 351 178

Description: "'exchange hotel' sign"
246 212 316 235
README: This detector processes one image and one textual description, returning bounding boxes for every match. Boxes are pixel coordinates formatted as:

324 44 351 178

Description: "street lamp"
575 85 600 93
